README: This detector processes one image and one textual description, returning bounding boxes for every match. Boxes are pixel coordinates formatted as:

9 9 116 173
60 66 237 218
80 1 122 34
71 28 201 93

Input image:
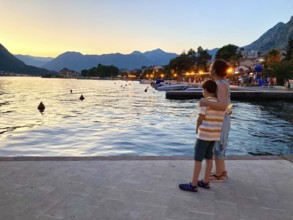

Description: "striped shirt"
197 97 225 141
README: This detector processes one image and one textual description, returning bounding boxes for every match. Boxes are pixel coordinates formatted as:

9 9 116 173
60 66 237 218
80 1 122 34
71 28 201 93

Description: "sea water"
0 77 292 156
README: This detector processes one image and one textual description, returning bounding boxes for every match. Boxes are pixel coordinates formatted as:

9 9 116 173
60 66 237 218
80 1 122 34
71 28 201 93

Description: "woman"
199 59 231 181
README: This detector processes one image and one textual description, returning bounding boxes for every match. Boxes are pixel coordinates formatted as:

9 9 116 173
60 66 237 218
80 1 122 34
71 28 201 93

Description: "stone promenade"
0 156 292 220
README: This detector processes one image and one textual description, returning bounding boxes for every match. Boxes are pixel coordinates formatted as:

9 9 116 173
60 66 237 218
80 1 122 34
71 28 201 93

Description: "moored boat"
156 83 189 91
139 79 154 84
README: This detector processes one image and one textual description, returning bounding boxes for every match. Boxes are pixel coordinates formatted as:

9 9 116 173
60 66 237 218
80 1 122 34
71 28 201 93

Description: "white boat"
139 79 154 84
184 87 202 91
156 83 189 91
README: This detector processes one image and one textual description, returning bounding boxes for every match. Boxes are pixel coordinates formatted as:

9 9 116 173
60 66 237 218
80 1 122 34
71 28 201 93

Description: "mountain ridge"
42 49 178 72
4 15 293 74
244 15 293 51
0 44 51 75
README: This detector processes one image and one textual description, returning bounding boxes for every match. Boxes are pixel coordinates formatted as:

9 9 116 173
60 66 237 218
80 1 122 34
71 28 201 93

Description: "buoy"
79 95 85 101
37 102 45 112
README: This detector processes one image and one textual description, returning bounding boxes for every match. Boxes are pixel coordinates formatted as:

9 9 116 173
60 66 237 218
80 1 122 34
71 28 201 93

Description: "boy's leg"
192 161 202 186
179 139 207 192
203 141 214 183
203 159 213 183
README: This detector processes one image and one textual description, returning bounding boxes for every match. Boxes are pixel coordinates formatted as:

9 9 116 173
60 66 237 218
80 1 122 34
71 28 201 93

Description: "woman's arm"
199 83 229 111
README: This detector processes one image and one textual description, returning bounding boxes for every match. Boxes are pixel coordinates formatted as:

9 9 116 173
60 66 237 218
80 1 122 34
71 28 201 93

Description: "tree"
285 38 293 61
215 44 239 61
168 50 197 79
267 61 293 85
215 44 242 74
264 49 281 66
80 64 119 78
195 46 211 72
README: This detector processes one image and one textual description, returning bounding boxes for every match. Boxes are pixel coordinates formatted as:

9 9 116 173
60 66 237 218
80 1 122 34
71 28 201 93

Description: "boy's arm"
196 114 205 133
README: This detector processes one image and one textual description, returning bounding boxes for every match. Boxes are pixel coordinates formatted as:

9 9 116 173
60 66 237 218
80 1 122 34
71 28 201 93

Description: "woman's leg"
215 156 225 176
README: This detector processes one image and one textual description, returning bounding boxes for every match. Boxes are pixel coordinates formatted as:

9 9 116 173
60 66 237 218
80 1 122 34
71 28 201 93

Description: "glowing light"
227 67 233 74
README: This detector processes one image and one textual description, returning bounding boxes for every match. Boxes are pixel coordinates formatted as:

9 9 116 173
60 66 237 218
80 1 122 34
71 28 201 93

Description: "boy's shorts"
194 139 215 161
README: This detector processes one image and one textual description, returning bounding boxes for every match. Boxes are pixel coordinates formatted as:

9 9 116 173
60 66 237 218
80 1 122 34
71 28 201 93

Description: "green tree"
80 64 119 78
215 44 242 74
168 50 196 79
215 44 239 61
285 38 293 61
195 46 211 72
267 61 293 85
264 49 281 66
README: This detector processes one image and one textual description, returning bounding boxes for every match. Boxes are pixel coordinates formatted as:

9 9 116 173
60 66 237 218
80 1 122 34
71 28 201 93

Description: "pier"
166 86 293 101
0 156 292 219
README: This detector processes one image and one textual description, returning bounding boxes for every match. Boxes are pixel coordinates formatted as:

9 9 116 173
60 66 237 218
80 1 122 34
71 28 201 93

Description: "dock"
0 156 293 219
166 86 293 101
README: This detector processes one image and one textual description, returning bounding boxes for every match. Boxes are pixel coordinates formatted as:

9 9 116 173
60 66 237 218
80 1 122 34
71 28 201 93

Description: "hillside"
42 49 178 72
244 16 293 51
9 15 293 72
14 55 53 67
0 44 51 76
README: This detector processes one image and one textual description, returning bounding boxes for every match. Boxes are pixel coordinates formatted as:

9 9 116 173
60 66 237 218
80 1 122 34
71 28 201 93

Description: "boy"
179 80 225 192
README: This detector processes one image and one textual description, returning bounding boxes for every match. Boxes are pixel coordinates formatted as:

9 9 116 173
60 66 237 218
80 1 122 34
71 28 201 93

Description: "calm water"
0 77 292 156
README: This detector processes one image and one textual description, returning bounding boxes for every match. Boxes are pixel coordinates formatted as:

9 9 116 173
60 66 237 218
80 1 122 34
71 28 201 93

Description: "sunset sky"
1 0 293 58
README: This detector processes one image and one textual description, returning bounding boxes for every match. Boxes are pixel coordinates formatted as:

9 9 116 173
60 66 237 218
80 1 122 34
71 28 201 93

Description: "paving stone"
0 158 292 220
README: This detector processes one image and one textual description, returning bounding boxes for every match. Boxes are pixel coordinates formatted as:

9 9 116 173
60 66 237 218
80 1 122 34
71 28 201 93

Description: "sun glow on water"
0 77 292 156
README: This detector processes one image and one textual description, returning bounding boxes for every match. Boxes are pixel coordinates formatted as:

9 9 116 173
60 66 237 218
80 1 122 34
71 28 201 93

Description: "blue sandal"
179 182 198 192
197 179 210 189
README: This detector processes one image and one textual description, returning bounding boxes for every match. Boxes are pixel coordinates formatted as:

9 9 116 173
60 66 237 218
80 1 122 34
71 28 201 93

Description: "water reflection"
229 100 293 156
0 77 292 156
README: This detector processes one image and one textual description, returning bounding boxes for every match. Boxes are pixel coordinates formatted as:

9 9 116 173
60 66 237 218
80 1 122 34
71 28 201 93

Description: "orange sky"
1 0 293 57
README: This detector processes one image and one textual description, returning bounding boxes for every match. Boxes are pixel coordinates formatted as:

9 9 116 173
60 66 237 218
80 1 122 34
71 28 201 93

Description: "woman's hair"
202 79 217 94
210 59 230 77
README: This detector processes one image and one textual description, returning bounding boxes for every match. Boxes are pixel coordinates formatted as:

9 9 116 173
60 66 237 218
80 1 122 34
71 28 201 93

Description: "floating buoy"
79 95 85 101
37 102 45 112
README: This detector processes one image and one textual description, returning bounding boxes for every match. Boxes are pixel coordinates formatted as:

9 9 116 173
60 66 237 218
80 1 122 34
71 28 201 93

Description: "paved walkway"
0 156 293 220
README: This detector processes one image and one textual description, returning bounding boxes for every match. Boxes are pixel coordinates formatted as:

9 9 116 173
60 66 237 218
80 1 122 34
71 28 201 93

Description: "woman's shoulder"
217 79 229 85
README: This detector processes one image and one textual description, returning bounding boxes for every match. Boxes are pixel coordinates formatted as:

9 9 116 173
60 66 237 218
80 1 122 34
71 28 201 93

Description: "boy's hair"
211 59 230 77
202 80 217 94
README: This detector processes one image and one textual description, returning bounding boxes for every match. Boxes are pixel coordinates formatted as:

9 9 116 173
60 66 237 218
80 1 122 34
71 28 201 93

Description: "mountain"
244 16 293 51
8 15 293 73
42 49 178 72
207 48 219 59
0 44 51 76
15 55 53 67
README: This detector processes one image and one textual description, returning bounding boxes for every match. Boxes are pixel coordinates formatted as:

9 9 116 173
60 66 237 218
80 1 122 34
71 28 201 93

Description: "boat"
156 83 189 91
139 79 154 84
184 87 202 91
